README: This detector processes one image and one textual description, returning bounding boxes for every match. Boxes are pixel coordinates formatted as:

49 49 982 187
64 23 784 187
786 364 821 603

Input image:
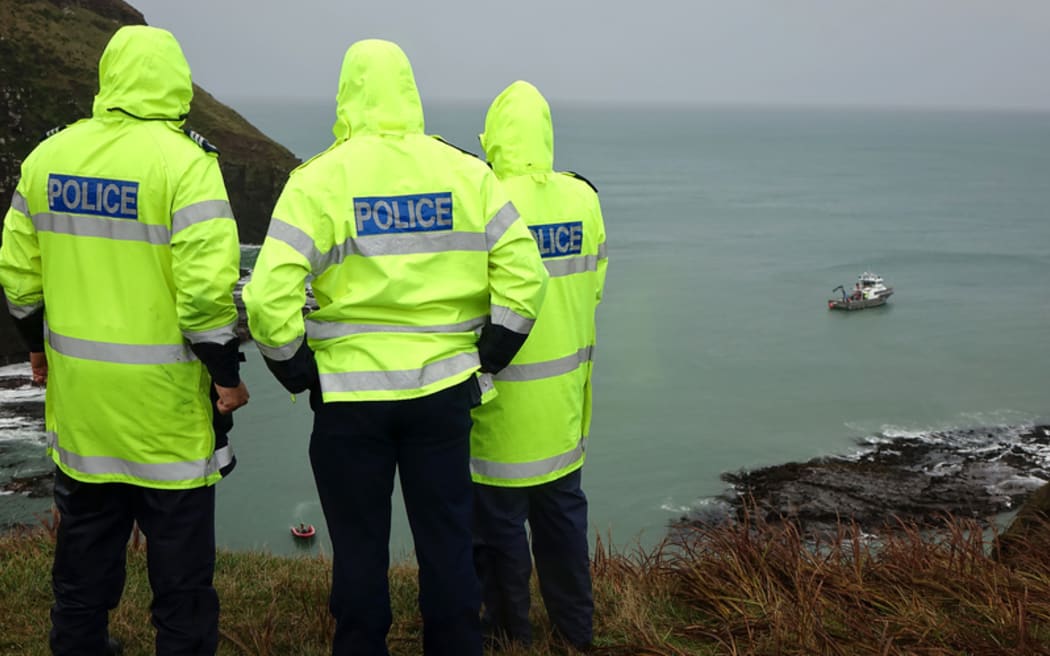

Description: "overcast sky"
127 1 1050 110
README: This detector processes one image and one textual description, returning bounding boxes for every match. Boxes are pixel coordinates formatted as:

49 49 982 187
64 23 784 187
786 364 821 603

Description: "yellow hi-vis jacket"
0 26 241 489
243 40 548 402
470 81 609 488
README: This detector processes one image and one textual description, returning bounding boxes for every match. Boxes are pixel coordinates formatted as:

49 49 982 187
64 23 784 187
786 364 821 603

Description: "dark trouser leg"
530 468 594 648
134 484 219 656
50 469 135 656
396 380 481 656
472 484 533 646
311 401 397 656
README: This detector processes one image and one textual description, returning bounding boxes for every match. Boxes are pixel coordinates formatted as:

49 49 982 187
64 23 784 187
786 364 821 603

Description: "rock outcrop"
0 0 301 361
680 424 1050 535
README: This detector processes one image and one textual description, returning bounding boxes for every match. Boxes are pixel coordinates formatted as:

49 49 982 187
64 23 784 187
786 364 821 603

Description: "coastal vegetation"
3 510 1049 655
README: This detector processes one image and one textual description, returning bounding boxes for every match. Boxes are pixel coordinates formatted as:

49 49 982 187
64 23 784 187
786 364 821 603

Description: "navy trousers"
49 469 219 656
309 378 482 656
473 468 594 648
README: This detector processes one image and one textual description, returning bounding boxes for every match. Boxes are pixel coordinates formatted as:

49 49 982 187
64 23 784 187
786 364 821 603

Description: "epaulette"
183 128 220 155
432 135 481 160
564 171 598 193
40 125 67 143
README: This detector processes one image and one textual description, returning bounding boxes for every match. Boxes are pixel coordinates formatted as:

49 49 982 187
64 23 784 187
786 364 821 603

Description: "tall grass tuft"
659 511 1050 655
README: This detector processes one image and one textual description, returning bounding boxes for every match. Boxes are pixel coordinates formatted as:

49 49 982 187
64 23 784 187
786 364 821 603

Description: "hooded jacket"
0 26 241 489
470 81 608 487
244 40 547 402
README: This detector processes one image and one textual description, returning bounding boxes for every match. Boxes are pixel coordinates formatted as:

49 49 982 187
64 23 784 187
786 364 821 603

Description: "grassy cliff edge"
3 514 1050 655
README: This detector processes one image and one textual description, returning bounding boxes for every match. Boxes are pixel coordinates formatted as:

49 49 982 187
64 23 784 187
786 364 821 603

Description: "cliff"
0 0 300 361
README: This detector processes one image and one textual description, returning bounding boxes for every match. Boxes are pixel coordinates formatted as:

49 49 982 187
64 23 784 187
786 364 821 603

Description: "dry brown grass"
656 510 1050 655
3 510 1050 655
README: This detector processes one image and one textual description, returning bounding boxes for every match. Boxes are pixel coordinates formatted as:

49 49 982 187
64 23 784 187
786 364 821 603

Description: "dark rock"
997 478 1050 564
0 374 32 390
682 424 1050 535
2 470 53 498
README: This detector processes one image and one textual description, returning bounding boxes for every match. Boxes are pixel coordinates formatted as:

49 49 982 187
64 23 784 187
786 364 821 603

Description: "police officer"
470 81 608 651
243 40 548 656
0 26 247 655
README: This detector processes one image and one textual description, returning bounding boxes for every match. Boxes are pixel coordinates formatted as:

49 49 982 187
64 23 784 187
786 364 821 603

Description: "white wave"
0 415 42 429
986 475 1048 498
0 386 45 403
0 362 30 376
660 499 692 514
0 427 46 444
841 415 1049 470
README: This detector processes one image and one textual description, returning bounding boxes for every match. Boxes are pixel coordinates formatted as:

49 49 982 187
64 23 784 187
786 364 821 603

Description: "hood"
92 26 192 121
331 39 424 143
480 80 554 178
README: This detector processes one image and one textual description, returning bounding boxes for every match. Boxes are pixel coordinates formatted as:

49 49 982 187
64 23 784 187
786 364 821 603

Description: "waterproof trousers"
309 378 482 656
49 469 219 656
473 468 594 649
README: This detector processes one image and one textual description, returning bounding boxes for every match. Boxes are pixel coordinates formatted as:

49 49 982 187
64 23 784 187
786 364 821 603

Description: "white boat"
828 272 894 311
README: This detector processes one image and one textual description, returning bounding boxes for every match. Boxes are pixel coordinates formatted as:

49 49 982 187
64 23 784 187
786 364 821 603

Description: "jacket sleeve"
170 155 242 386
241 175 321 393
0 181 46 351
594 197 608 305
476 172 548 374
582 192 608 438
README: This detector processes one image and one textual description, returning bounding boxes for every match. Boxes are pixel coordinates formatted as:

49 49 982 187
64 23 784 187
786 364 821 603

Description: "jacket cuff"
190 338 242 387
476 320 528 374
262 339 319 394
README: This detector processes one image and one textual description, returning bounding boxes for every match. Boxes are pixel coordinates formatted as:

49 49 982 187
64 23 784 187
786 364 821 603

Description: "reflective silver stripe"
11 190 29 216
471 437 586 481
597 241 608 259
48 328 196 364
321 350 478 393
171 200 234 236
255 334 303 362
353 231 488 257
315 237 360 274
6 297 42 319
182 320 238 345
266 218 323 271
490 304 534 334
497 346 592 382
315 231 488 275
485 202 519 249
306 316 486 340
33 212 170 245
545 254 599 278
48 431 233 482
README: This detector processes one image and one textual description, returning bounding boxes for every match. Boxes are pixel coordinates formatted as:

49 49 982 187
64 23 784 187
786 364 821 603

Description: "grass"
2 510 1050 655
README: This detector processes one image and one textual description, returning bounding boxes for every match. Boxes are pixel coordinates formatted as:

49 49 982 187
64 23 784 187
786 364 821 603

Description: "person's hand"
29 352 47 386
215 381 249 414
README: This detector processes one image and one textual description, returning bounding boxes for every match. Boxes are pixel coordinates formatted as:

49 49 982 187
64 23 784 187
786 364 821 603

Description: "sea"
2 102 1049 557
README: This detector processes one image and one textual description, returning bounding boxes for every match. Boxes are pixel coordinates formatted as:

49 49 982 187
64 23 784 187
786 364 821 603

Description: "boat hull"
828 290 893 311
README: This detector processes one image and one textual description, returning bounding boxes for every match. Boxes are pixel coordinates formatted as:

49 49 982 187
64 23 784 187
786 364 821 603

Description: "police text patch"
48 174 139 220
354 192 453 236
530 221 583 258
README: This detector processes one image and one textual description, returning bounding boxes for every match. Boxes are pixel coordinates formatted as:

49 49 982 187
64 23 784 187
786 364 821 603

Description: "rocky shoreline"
679 424 1050 534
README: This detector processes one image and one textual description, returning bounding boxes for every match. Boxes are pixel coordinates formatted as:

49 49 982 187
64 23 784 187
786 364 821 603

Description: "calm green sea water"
6 103 1050 554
